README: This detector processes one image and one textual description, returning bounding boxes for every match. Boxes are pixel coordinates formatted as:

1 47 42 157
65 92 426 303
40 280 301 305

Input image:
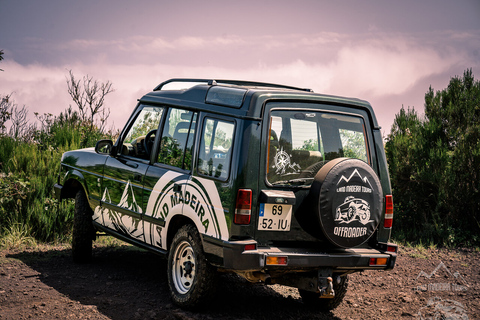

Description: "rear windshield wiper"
271 177 314 186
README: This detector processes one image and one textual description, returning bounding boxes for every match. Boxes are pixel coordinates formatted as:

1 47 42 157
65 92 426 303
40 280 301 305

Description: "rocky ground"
0 241 479 320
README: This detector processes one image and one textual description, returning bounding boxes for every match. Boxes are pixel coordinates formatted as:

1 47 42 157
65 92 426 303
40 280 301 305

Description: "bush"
386 69 480 247
0 104 113 244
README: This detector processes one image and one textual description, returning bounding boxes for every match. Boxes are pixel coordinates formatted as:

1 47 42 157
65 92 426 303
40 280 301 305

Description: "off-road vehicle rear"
55 78 397 310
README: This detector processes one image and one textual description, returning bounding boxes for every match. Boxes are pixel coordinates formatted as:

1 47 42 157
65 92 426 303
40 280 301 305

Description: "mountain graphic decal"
337 168 374 190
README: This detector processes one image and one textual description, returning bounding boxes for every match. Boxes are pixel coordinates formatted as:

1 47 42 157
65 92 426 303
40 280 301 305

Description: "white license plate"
258 203 292 231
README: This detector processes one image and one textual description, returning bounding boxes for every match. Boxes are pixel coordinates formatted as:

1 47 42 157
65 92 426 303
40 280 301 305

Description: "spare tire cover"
311 158 383 248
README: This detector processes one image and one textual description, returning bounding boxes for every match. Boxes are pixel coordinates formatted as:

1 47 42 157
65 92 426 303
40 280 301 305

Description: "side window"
157 108 197 170
198 118 235 181
120 106 164 159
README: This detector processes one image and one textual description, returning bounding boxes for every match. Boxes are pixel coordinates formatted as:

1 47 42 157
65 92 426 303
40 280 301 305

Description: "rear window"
267 110 369 186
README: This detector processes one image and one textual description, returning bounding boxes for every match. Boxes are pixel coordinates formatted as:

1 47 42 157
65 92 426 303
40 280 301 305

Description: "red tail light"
387 245 398 253
384 195 393 228
235 189 252 225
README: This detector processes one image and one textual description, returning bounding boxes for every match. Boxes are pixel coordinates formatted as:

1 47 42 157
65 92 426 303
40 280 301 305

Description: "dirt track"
0 242 479 320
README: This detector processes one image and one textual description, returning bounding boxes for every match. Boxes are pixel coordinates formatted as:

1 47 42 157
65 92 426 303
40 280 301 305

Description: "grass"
392 239 432 259
94 235 129 248
0 222 37 250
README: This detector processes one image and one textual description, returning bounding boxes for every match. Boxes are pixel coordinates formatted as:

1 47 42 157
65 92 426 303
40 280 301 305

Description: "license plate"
258 203 292 231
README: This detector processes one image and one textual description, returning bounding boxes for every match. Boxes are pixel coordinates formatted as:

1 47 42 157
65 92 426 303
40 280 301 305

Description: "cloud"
0 31 477 133
328 37 461 97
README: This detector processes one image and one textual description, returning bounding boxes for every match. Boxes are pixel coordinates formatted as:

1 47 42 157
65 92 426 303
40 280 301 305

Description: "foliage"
340 129 368 162
0 72 116 245
125 107 163 142
300 138 319 151
386 69 480 246
0 94 12 134
0 138 76 243
0 222 37 250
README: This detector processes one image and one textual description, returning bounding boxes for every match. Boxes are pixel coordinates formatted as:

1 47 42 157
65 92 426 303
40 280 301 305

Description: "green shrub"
0 105 111 244
387 69 480 247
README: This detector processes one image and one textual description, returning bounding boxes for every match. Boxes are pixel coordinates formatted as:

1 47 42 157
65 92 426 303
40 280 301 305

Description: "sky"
1 0 479 135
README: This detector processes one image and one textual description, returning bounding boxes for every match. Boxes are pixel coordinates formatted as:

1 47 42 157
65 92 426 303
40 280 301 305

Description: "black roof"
138 78 380 129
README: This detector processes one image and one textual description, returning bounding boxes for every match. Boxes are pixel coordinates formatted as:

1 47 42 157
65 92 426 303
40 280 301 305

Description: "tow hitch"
318 270 335 298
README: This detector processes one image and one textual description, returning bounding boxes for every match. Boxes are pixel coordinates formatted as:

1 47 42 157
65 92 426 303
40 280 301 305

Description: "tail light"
369 257 388 266
384 195 393 228
266 256 288 266
235 189 252 225
387 245 398 253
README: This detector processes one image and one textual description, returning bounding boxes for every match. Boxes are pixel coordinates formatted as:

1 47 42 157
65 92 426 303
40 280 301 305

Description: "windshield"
267 110 369 186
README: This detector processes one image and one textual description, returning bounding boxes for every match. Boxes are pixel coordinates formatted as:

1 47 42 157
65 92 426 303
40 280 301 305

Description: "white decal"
337 169 373 189
119 181 142 213
93 172 230 251
274 147 301 175
333 169 375 236
335 196 372 226
333 226 367 238
94 181 143 240
144 171 229 250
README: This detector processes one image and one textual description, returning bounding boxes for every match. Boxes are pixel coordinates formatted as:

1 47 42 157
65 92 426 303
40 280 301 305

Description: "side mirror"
95 139 114 155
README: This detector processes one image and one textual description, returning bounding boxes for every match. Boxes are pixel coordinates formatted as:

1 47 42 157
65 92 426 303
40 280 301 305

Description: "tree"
66 70 114 133
0 94 12 135
0 49 4 71
386 69 480 246
424 69 480 240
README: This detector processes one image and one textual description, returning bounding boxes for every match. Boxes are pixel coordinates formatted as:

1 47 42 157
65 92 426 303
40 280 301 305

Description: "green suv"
54 78 397 310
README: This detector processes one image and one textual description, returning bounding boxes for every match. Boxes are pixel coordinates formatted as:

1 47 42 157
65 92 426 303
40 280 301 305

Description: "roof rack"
153 78 313 92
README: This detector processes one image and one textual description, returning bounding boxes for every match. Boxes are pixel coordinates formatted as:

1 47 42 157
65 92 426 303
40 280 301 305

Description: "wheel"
358 209 371 224
167 225 217 309
310 158 383 248
72 189 94 263
299 275 349 311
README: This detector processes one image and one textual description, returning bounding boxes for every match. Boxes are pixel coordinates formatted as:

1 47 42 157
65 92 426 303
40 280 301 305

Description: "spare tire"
310 158 383 248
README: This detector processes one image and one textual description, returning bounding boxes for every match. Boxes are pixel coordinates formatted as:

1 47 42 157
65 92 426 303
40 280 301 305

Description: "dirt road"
0 242 478 319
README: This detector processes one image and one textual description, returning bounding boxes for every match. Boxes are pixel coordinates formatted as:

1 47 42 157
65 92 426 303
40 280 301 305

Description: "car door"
94 105 164 241
142 107 198 250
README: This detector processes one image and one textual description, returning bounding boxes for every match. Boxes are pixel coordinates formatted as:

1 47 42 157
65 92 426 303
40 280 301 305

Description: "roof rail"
153 78 313 92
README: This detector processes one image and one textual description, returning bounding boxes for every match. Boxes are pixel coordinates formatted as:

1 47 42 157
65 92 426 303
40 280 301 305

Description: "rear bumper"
217 239 397 272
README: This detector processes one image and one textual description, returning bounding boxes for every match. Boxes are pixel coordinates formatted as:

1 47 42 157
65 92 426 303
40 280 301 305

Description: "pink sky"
1 0 479 135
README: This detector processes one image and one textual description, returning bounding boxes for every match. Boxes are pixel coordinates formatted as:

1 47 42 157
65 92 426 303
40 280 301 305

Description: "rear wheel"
167 224 217 309
72 189 94 263
299 275 349 311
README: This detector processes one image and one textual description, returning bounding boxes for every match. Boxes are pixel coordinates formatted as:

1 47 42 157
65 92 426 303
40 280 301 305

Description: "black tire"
310 158 383 248
299 275 349 311
167 224 217 309
72 189 94 263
